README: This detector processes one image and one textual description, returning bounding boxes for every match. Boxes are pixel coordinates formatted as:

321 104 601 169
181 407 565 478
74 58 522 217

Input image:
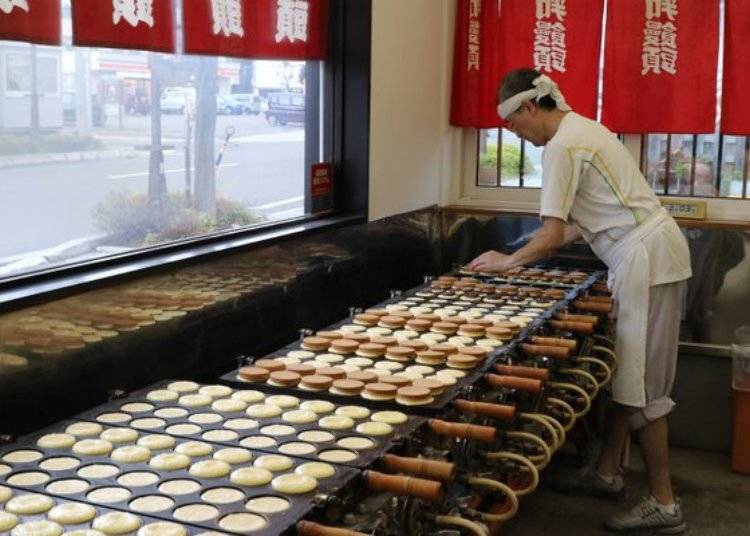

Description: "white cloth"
539 113 665 251
497 74 572 120
538 112 691 407
590 208 691 407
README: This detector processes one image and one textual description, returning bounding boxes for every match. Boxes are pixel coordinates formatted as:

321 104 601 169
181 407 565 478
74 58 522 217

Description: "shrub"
480 144 535 176
94 192 267 247
0 133 103 156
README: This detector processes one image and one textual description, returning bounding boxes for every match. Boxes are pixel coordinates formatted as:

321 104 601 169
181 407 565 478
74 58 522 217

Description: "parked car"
265 92 305 126
231 93 264 115
160 87 195 114
217 94 244 115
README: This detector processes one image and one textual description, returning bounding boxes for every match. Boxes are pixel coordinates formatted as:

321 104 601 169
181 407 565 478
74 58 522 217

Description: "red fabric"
0 0 61 45
496 0 603 122
450 0 603 128
183 0 329 60
721 0 750 135
601 0 719 133
252 0 329 60
72 0 175 53
450 0 501 127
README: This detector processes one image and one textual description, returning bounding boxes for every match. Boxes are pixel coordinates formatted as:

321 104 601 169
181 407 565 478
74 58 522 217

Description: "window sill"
0 212 365 312
444 204 750 230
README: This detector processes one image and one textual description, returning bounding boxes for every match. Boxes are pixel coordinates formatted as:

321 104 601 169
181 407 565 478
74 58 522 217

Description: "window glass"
0 12 321 279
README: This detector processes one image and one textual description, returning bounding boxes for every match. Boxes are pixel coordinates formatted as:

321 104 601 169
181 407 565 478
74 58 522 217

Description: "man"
468 68 691 534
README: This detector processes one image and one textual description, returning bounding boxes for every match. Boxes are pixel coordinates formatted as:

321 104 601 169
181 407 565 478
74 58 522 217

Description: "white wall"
368 0 460 221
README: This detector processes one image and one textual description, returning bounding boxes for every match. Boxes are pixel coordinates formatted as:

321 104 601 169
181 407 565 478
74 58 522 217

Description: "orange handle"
484 373 543 394
530 336 578 350
364 470 443 502
427 419 498 443
555 312 599 325
382 454 456 482
296 521 369 536
521 343 571 360
573 300 613 313
453 399 517 422
494 364 550 382
591 282 609 293
549 319 594 334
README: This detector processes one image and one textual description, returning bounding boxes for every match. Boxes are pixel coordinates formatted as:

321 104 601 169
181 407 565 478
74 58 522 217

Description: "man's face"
504 101 546 146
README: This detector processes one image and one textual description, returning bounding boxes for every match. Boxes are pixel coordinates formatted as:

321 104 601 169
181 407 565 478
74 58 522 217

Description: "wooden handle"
521 343 571 360
555 312 599 325
484 374 543 394
296 521 369 536
549 319 594 334
573 300 613 313
453 399 517 422
364 470 443 502
529 336 578 350
591 282 609 293
427 419 498 443
494 364 550 382
382 454 456 482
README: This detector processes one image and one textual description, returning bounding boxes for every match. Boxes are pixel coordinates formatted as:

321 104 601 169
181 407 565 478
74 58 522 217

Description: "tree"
193 56 219 216
29 45 40 141
147 53 168 215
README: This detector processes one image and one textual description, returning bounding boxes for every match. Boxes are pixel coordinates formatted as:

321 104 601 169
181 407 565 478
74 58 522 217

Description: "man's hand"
466 250 515 273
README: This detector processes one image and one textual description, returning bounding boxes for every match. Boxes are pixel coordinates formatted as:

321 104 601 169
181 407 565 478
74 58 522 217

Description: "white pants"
625 280 686 430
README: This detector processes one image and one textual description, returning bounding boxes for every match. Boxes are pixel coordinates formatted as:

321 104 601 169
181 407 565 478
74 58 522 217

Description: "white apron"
589 207 691 407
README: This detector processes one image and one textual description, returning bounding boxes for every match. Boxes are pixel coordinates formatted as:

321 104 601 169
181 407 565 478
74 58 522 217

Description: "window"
0 9 327 280
477 128 543 188
468 0 750 208
5 52 59 94
643 133 749 199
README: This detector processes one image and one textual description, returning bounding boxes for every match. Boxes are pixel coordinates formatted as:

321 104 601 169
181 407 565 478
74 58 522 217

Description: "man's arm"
562 223 582 245
467 217 568 272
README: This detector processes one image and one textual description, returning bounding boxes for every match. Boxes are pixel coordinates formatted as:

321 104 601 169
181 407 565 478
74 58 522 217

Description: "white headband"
497 74 572 120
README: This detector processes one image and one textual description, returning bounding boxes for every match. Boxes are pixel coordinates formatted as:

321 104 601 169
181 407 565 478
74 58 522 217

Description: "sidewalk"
0 148 139 169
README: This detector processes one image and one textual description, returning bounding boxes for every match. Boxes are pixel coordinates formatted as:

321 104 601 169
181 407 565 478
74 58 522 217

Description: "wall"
368 0 460 221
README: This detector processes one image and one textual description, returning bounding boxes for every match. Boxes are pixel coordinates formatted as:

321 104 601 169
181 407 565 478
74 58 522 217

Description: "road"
0 113 307 259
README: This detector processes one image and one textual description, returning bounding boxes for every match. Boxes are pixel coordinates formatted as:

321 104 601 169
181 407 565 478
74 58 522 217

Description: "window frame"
0 0 372 311
3 48 61 98
458 128 750 221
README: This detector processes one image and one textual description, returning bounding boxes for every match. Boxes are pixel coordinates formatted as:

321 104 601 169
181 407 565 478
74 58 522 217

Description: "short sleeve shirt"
539 113 662 245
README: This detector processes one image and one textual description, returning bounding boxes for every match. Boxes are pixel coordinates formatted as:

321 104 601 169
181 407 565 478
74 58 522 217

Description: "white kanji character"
211 0 244 37
136 0 154 27
275 0 309 43
536 0 567 21
468 20 480 46
660 21 677 50
468 44 480 70
469 0 481 18
112 0 154 28
645 0 678 21
550 46 567 72
534 20 552 47
642 46 662 74
534 45 553 72
550 21 566 49
660 47 678 74
0 0 29 14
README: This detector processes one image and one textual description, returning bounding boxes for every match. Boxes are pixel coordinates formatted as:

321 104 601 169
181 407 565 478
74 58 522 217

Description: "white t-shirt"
539 112 662 247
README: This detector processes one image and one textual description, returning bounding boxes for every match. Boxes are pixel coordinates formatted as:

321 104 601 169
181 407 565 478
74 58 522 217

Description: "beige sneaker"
605 495 687 534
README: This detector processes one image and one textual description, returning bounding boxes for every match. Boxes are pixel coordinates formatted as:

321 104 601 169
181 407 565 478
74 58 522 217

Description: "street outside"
0 112 307 260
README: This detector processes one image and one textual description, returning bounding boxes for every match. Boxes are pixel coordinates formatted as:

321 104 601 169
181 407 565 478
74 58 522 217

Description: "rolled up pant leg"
627 280 687 431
